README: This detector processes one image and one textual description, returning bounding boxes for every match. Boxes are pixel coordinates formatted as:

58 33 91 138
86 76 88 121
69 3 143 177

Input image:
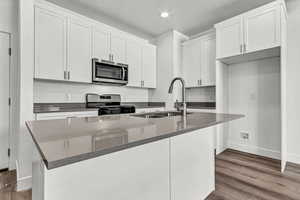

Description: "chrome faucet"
168 77 187 117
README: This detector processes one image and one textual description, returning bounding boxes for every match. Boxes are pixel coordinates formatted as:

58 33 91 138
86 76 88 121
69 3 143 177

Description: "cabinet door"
35 7 67 80
92 26 110 61
243 4 280 53
142 44 157 88
44 139 170 200
216 16 243 59
110 33 126 63
201 36 216 86
127 40 142 87
171 127 215 200
182 39 201 88
68 18 92 83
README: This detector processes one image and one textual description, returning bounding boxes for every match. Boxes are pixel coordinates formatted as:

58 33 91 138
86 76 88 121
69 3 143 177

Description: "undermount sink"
132 111 192 119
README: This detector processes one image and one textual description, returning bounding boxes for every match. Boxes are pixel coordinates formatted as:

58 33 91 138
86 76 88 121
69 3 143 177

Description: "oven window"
95 63 123 80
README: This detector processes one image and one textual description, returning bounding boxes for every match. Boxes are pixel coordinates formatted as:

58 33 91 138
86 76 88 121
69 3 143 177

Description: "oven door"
92 59 128 85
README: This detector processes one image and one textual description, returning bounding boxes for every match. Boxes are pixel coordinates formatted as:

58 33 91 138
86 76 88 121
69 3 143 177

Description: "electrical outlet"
240 132 249 140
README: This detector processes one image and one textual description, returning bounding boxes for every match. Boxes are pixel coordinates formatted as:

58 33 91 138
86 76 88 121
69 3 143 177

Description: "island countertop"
26 112 243 169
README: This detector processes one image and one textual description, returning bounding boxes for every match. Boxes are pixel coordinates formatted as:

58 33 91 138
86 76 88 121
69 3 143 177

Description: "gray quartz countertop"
26 112 243 170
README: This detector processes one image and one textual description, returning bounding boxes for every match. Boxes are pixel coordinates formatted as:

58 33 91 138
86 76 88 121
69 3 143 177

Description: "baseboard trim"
15 160 32 191
227 142 281 160
287 153 300 165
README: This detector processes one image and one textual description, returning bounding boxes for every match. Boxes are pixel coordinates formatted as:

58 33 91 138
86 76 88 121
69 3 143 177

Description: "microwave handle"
122 67 126 80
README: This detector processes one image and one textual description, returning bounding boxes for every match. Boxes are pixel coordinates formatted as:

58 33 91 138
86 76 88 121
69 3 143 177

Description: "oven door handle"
122 67 126 81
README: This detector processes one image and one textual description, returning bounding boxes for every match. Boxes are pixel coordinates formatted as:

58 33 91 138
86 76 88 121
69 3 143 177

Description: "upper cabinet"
215 1 284 60
243 4 281 53
34 1 157 87
201 35 216 86
34 7 67 81
182 33 216 88
142 44 157 88
215 16 243 59
127 40 142 87
92 26 110 61
110 33 126 64
127 41 157 88
68 17 92 83
182 38 202 88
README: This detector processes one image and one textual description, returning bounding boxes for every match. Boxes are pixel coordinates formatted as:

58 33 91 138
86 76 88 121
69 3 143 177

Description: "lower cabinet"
171 127 215 200
42 139 170 200
34 122 215 200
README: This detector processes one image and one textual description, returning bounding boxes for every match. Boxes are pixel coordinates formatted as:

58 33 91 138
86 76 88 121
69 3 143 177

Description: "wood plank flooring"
207 149 300 200
1 149 300 200
0 170 31 200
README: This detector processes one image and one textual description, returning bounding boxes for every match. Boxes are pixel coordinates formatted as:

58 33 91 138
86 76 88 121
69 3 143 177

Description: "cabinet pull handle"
64 71 67 80
243 44 246 53
240 45 243 54
67 71 70 80
112 54 114 61
199 79 202 85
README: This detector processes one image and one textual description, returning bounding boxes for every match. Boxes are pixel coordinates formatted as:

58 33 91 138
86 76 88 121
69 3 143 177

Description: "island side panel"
43 139 170 200
170 126 215 200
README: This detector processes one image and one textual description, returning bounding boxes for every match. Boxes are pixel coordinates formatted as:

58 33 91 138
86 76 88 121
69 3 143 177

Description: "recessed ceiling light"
160 11 169 18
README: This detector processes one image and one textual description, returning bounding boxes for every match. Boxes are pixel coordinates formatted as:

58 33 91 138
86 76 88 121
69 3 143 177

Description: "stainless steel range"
86 94 135 116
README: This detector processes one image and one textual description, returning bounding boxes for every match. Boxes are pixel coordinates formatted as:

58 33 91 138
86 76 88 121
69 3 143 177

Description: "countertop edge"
34 115 243 170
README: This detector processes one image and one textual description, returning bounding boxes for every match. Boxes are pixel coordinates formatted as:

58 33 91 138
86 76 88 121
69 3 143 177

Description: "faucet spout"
168 77 187 117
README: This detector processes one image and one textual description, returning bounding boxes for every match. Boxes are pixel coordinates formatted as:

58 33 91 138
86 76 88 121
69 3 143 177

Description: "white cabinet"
43 139 170 200
142 44 157 88
216 16 243 59
182 39 202 87
92 26 110 61
171 127 215 200
34 1 157 86
110 34 126 63
34 7 67 81
215 1 282 59
127 41 142 87
182 33 216 88
243 4 280 53
35 6 92 83
68 17 92 83
201 35 216 86
92 27 127 64
127 42 157 88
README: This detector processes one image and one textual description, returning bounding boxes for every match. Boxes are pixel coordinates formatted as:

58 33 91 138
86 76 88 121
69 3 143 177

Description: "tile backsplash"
34 80 149 103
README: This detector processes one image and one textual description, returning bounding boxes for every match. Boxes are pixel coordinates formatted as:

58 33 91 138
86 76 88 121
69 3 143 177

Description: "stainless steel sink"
132 111 192 119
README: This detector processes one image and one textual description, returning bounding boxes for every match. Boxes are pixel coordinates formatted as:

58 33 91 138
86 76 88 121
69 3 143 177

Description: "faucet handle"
175 100 180 111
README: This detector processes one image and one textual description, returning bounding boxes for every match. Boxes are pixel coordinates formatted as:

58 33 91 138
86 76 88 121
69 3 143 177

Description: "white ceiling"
49 0 275 38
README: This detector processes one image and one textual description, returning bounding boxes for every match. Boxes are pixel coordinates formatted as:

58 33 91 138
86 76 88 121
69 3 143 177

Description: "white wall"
34 81 149 103
149 30 188 109
286 0 300 164
18 0 35 191
186 87 215 102
227 57 281 159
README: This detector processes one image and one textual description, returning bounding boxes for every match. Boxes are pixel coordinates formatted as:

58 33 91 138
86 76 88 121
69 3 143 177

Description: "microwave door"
95 65 123 81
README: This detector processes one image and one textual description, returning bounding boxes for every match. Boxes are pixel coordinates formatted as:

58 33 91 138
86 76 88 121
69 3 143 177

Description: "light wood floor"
1 149 300 200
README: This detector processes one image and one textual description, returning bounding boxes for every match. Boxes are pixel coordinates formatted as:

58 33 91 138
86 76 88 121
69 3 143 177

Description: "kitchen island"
26 111 242 200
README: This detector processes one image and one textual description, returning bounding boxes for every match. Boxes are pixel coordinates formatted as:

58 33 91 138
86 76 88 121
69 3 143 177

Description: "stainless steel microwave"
92 58 128 85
